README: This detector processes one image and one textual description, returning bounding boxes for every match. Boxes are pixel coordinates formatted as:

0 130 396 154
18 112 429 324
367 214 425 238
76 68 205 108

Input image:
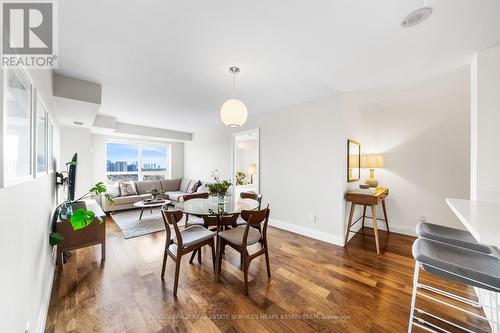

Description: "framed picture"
347 139 360 182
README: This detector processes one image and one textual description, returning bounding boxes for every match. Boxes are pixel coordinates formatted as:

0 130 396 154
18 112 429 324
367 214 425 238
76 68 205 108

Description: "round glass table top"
175 197 259 215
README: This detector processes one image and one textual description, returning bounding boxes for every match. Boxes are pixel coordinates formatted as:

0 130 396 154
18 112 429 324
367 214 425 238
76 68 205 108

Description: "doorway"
231 128 260 200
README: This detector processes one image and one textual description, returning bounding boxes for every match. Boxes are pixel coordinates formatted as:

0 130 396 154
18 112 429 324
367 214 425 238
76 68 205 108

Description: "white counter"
446 198 500 247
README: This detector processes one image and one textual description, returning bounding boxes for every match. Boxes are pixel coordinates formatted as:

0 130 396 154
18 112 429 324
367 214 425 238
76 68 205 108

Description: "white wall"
185 94 357 245
0 68 60 333
471 45 500 201
59 126 92 198
357 92 470 234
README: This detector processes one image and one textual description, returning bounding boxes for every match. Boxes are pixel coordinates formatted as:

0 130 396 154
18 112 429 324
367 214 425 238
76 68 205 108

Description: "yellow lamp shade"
361 154 384 169
248 163 257 175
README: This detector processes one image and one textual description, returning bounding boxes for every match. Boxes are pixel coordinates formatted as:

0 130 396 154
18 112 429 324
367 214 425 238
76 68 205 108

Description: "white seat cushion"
173 226 215 248
186 216 204 226
219 226 261 246
236 216 246 226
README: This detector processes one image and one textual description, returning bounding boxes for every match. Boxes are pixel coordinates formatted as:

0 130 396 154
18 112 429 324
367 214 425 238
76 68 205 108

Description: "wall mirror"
347 139 360 182
231 128 260 200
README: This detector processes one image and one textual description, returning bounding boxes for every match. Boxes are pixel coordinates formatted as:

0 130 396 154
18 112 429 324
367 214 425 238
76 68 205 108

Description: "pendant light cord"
232 72 236 98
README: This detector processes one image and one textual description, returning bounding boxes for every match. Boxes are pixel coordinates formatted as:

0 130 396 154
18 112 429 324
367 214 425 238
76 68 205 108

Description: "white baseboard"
35 245 57 333
360 219 417 237
269 218 344 246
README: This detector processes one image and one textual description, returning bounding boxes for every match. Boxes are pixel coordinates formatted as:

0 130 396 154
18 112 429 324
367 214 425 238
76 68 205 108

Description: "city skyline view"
106 143 169 172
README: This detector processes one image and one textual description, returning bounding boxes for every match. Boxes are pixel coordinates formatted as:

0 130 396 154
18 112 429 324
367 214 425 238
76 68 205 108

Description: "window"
3 67 33 185
106 142 170 182
36 96 47 174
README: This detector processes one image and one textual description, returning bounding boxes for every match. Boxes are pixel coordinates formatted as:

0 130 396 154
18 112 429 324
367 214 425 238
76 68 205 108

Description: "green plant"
49 180 114 247
148 188 163 199
235 171 246 186
207 169 232 197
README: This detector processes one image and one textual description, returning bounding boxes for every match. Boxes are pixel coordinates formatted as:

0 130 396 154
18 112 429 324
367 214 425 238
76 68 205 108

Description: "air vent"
401 7 432 28
73 121 84 126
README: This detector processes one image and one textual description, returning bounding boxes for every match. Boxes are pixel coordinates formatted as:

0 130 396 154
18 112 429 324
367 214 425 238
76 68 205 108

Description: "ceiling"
57 0 500 133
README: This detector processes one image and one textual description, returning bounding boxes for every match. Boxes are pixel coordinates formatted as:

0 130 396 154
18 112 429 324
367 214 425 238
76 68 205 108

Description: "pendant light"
220 66 248 127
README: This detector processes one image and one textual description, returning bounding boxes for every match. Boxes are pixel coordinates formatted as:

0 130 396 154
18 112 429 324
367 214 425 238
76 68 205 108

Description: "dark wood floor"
45 216 490 332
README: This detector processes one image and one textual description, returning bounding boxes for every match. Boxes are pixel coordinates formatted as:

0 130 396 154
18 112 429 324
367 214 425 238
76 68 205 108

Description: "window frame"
105 140 171 182
35 91 48 177
1 65 34 188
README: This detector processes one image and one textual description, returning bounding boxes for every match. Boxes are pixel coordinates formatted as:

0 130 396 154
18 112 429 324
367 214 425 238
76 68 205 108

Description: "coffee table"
133 199 171 220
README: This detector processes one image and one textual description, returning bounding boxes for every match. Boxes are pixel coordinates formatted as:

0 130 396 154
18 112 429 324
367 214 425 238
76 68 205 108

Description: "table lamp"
248 163 257 184
361 154 384 187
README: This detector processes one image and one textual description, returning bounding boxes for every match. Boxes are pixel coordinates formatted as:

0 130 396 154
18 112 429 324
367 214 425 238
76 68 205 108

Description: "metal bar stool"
416 222 498 255
409 238 500 333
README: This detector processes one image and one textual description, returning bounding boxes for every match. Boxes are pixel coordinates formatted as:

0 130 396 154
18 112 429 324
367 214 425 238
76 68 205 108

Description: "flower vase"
217 194 226 214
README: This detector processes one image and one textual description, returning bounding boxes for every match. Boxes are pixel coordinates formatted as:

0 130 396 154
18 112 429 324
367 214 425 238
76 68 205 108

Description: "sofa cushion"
135 180 162 195
119 180 138 196
161 178 182 191
166 191 188 202
113 194 150 205
188 180 201 193
196 183 208 193
179 178 192 193
107 182 121 198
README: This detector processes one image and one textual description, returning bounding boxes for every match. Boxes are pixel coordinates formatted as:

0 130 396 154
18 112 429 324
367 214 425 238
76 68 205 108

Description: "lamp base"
365 178 379 188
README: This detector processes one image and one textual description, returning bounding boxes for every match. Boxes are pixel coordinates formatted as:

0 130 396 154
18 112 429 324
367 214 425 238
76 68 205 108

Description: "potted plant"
235 171 246 186
207 169 232 205
148 188 163 201
49 181 114 246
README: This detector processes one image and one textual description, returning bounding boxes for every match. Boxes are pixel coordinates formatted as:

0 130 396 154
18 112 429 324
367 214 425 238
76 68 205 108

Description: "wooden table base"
344 188 390 255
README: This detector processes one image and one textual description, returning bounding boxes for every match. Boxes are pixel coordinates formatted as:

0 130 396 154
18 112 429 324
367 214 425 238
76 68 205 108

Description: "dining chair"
160 205 216 297
216 206 271 295
236 192 263 226
188 213 239 264
182 192 209 228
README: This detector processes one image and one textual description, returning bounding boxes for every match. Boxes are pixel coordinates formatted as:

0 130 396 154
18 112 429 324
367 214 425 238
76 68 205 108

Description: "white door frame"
231 128 260 195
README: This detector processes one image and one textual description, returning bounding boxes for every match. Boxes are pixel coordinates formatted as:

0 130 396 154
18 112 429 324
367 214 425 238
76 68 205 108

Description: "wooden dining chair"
216 206 271 295
160 205 216 297
236 192 263 226
188 213 239 264
182 192 209 228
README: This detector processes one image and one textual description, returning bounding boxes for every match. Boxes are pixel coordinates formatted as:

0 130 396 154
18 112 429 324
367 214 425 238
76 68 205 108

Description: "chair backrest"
240 191 263 209
240 206 270 246
161 205 184 247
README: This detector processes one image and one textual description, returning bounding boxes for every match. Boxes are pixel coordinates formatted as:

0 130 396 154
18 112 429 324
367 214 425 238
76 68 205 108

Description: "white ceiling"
57 0 500 133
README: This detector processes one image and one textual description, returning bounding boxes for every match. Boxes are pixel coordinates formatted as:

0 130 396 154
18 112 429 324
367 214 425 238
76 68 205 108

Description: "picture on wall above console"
347 139 361 182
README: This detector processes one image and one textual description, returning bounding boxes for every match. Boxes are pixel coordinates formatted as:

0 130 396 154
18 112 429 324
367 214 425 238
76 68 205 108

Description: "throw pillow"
188 180 201 193
119 180 137 196
107 182 121 198
196 183 208 193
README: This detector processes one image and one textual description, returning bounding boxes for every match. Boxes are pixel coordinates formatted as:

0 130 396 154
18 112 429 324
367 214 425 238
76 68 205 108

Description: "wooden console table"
344 188 390 254
56 199 106 265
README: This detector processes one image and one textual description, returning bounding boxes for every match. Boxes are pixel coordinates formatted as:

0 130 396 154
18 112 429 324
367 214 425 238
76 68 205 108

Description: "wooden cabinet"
56 199 106 264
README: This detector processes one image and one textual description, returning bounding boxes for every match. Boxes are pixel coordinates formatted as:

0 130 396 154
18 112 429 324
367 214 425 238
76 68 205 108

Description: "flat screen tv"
67 153 77 201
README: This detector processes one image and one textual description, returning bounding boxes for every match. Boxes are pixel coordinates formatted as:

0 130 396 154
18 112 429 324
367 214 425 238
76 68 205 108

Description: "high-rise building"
106 160 114 172
114 161 127 172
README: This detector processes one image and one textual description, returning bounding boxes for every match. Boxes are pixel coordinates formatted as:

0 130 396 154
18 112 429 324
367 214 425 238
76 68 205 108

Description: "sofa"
101 178 208 213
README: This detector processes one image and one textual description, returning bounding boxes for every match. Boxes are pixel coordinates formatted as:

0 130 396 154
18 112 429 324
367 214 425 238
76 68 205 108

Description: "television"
67 153 77 201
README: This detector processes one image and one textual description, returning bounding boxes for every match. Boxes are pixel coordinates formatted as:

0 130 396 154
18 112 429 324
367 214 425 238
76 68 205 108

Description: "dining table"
174 196 260 263
175 196 260 227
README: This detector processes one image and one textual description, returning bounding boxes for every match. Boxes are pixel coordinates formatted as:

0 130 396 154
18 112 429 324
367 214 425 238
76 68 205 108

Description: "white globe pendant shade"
220 98 248 128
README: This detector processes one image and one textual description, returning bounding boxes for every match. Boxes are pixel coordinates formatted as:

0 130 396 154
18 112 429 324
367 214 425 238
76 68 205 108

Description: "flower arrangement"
148 188 163 200
207 169 232 198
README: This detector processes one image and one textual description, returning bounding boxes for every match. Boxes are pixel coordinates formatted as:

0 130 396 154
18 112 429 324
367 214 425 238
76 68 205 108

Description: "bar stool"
409 238 500 333
416 222 498 255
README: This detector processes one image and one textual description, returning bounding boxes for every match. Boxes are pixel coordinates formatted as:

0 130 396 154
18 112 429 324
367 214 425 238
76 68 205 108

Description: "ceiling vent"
73 121 84 126
401 7 432 28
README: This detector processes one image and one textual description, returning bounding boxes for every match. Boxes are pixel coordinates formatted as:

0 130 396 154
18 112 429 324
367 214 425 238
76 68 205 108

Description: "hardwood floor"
45 216 490 332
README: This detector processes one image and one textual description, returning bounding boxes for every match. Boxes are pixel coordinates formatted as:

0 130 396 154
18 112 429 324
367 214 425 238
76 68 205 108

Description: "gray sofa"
101 178 207 213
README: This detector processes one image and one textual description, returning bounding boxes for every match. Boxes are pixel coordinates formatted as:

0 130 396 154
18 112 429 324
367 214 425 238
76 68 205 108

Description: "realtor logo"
1 0 57 68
